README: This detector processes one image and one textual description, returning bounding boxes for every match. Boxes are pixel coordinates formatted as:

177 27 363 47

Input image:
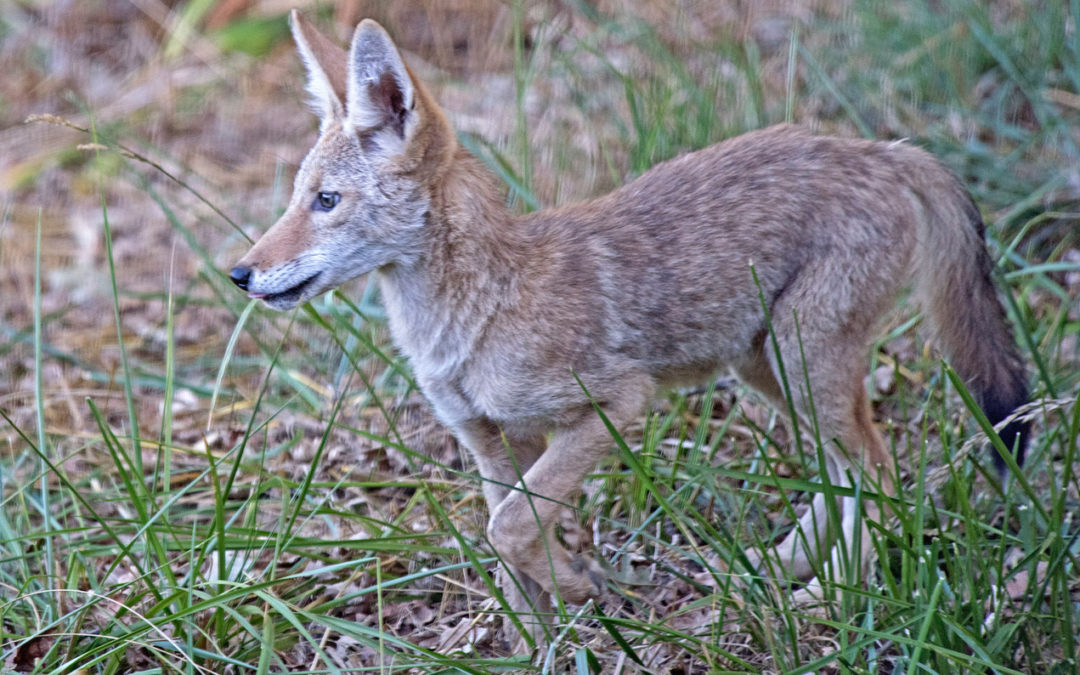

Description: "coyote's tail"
911 171 1030 471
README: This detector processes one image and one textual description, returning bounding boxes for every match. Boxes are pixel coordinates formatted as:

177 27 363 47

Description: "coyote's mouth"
250 272 322 307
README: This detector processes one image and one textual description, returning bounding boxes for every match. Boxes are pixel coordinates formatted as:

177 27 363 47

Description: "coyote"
230 11 1028 645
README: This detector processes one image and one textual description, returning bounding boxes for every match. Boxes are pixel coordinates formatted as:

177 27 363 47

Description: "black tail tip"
978 378 1029 475
990 417 1029 475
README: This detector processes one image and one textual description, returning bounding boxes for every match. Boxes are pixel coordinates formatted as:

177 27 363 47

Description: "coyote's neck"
378 151 521 384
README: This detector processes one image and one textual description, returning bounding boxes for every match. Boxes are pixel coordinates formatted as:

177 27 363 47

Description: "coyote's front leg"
486 379 652 605
452 420 551 644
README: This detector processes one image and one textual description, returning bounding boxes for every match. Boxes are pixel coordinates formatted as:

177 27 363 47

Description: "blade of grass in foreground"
156 243 178 496
90 116 143 469
33 207 55 614
207 298 258 431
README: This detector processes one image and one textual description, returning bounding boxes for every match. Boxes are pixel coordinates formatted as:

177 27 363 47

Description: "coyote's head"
230 12 454 310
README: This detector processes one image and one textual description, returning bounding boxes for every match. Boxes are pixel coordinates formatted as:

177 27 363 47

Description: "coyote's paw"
789 578 832 617
559 552 606 603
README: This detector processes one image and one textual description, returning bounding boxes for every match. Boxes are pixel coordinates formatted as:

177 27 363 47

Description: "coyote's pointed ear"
346 19 416 156
290 9 348 127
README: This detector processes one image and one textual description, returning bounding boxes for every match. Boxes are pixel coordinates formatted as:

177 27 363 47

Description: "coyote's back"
502 126 1027 453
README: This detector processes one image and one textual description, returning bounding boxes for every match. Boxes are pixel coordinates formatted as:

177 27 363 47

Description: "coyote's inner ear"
290 10 348 125
346 19 416 154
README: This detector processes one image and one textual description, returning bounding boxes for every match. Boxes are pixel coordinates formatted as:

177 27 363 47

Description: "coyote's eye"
313 191 340 212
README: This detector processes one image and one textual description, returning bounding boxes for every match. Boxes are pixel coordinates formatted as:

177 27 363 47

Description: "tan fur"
231 13 1029 648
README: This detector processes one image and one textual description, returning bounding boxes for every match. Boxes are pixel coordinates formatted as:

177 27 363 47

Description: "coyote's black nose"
229 266 252 291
